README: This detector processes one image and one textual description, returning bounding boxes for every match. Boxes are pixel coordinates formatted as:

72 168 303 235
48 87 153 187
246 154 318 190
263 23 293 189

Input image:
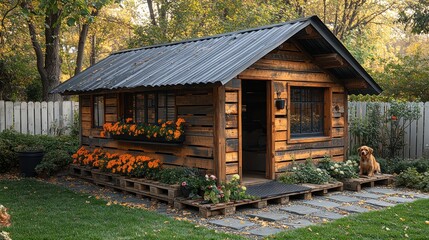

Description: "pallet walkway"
174 182 345 217
341 174 394 191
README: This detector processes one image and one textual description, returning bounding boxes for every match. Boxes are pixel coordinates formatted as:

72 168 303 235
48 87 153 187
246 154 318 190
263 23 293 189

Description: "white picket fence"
348 102 429 159
0 101 79 136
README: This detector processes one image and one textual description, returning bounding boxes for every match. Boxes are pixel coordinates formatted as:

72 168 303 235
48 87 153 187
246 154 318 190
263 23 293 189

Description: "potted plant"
14 145 45 177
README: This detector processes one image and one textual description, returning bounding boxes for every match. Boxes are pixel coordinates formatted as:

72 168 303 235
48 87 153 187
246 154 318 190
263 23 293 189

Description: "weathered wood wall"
79 88 215 173
239 41 348 177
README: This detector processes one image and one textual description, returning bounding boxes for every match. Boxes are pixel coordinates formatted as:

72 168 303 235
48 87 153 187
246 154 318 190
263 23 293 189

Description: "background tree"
398 0 429 34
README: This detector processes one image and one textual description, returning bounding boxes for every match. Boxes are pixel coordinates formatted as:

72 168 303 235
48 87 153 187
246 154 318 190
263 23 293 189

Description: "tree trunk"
147 0 157 26
90 34 96 66
74 23 89 75
44 12 62 101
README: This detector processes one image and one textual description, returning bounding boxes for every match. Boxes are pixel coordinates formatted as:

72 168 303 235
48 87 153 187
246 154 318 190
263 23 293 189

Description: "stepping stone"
354 192 382 199
304 199 340 208
365 188 398 195
311 211 345 220
209 218 255 230
280 205 321 215
338 205 370 213
247 212 289 222
248 227 283 236
326 195 360 202
285 219 313 228
365 199 395 207
386 197 414 203
401 193 429 199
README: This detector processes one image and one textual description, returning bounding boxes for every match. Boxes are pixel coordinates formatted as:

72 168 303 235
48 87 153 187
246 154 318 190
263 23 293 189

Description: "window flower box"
101 118 185 144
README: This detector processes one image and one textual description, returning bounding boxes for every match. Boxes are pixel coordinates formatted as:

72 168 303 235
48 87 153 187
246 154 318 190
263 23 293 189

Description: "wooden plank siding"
238 41 347 176
223 81 241 180
79 89 216 174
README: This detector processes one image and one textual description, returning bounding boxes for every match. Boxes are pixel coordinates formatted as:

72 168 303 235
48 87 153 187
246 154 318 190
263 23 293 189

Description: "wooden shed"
53 16 381 183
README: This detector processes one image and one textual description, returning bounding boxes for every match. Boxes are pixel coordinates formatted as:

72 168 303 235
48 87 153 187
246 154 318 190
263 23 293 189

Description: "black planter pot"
17 151 44 177
275 99 285 110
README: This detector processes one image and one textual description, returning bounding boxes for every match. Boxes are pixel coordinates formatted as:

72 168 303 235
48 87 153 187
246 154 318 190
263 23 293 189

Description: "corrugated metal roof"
52 16 381 95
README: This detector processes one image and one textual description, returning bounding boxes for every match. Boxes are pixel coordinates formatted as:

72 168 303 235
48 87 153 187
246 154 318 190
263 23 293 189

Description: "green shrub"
417 172 429 192
157 167 202 185
35 150 72 177
395 167 422 188
0 130 79 175
278 160 332 184
0 139 18 173
378 158 429 174
318 156 359 180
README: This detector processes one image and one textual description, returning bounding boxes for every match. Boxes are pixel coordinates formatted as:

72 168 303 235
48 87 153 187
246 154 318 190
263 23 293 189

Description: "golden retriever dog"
0 205 11 227
358 146 381 177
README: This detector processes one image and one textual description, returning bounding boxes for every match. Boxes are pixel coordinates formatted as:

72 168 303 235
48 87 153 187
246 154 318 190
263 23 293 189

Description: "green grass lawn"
2 179 429 240
0 179 244 240
272 198 429 240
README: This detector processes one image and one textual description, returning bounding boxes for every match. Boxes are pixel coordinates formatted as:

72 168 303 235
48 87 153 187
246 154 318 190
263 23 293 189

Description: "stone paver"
209 218 255 230
386 197 414 203
304 199 341 208
365 188 398 195
365 199 395 207
248 227 283 236
353 192 382 199
402 193 429 199
247 212 289 221
338 205 370 213
311 211 345 220
327 195 361 202
280 205 321 215
284 219 314 228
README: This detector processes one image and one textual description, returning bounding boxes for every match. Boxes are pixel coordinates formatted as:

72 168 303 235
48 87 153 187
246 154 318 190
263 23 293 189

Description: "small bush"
35 150 72 177
318 156 359 180
417 172 429 192
395 167 422 188
278 160 332 184
157 167 202 185
0 139 18 173
379 158 429 174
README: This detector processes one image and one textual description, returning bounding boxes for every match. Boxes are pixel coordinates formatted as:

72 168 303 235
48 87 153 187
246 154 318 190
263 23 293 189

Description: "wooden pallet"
69 165 93 182
341 174 394 191
69 164 180 204
173 188 314 217
119 178 180 204
301 182 344 196
174 198 263 218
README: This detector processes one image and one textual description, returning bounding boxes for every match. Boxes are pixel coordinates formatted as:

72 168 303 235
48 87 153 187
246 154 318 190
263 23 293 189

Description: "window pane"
136 94 145 123
301 102 311 133
290 102 301 134
123 94 134 121
290 87 324 137
158 93 166 107
167 93 175 107
167 107 175 120
93 96 104 127
313 102 323 133
158 107 166 121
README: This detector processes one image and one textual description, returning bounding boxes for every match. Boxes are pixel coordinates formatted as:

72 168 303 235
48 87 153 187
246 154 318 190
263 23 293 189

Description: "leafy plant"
395 167 422 189
35 150 72 177
0 139 17 173
278 159 332 184
318 156 359 180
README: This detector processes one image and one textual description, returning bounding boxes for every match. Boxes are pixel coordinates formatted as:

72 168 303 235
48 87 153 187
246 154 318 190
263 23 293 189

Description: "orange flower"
100 131 106 137
174 130 181 139
126 118 133 123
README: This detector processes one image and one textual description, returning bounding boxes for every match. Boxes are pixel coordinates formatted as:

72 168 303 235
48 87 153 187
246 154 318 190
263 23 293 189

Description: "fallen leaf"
425 221 429 225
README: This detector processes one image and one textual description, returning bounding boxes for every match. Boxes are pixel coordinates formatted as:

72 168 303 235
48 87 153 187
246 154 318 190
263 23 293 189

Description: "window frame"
92 95 105 128
287 83 332 144
121 91 176 124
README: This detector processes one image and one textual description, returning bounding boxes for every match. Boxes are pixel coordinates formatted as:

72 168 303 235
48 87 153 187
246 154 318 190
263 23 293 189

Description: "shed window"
290 87 324 137
123 92 175 123
93 95 105 127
